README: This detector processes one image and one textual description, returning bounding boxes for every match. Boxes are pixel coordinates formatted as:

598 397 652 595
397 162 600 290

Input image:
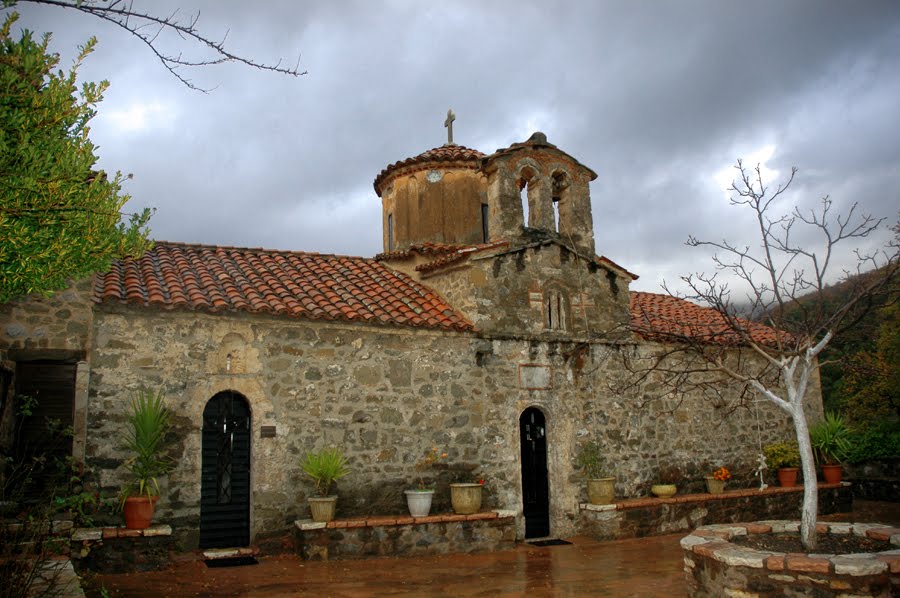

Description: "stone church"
1 127 809 548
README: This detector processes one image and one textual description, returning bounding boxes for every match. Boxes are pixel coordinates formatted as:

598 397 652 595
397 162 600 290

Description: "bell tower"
480 132 597 256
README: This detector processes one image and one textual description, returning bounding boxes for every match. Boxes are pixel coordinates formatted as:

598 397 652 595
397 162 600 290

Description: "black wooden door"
200 391 251 548
520 407 549 538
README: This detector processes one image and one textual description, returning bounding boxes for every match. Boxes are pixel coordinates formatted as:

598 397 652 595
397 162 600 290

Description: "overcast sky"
9 1 900 294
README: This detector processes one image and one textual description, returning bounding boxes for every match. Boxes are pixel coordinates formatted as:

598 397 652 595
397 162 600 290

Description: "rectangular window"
387 213 394 251
481 203 489 243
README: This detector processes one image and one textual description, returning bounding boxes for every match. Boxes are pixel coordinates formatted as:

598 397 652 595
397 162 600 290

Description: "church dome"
373 143 485 197
374 142 489 253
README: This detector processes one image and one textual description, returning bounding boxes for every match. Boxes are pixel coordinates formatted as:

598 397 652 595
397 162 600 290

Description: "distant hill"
755 266 897 412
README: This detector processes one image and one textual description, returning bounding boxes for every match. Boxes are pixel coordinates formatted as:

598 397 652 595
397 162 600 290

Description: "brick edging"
296 509 515 531
72 524 172 541
580 482 846 512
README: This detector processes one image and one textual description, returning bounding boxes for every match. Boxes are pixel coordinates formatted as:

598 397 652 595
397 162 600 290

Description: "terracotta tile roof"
94 242 474 332
596 256 639 280
374 144 485 196
375 242 509 275
630 291 780 345
374 242 465 262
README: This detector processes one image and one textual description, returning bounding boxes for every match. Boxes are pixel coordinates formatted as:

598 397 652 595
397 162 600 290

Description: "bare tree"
628 161 898 550
7 0 306 91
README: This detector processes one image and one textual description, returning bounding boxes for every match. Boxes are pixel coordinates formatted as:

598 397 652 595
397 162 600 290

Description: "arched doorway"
519 407 549 538
200 391 251 548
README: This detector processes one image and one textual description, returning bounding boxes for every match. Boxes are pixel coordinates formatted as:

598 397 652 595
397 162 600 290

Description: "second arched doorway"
519 407 549 538
200 390 251 549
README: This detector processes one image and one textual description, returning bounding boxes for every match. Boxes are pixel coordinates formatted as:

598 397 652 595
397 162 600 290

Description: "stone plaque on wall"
518 364 552 390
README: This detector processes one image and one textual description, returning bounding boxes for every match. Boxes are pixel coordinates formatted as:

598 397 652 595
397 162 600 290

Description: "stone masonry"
0 131 821 551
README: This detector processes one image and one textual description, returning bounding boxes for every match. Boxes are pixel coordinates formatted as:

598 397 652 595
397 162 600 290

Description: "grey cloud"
9 0 900 293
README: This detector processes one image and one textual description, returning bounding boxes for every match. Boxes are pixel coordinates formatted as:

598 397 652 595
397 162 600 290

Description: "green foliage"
300 447 349 497
763 441 801 469
0 12 152 303
1 401 80 598
838 302 900 424
844 419 900 463
809 412 852 465
51 459 112 527
574 440 610 478
121 389 173 503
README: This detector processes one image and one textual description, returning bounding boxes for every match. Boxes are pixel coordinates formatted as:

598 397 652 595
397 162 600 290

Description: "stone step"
202 546 259 561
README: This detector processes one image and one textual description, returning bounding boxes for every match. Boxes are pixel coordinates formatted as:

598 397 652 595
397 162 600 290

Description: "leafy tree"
627 161 898 550
0 12 152 302
839 301 900 424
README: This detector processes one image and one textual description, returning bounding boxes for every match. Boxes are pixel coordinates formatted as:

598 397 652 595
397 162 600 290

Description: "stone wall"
0 277 94 358
84 303 802 546
0 278 95 459
422 241 632 339
71 525 175 573
580 483 852 541
295 510 516 560
682 521 900 597
845 458 900 502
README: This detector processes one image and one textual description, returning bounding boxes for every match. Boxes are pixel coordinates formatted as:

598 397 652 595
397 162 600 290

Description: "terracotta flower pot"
821 464 843 484
123 495 159 530
777 467 800 487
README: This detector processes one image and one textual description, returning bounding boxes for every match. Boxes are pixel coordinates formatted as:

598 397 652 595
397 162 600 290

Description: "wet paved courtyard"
89 534 686 597
87 500 900 597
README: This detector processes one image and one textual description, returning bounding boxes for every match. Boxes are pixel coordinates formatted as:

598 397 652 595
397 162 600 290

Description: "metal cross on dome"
444 109 456 145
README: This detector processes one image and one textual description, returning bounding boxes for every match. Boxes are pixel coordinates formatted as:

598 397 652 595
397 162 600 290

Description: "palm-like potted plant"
574 440 615 505
300 447 349 522
810 412 852 483
763 440 801 487
120 389 173 529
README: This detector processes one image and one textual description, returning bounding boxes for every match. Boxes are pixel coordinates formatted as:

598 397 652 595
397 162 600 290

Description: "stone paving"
80 500 900 597
85 533 687 597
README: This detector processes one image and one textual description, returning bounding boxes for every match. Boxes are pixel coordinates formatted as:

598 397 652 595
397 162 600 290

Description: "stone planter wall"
681 521 900 597
294 510 516 560
845 458 900 502
70 525 175 573
580 483 851 541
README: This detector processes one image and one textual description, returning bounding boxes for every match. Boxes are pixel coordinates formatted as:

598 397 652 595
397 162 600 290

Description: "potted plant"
450 477 485 515
300 447 349 522
574 440 615 505
705 466 731 494
405 447 445 517
651 465 681 498
763 441 801 487
810 412 852 483
120 389 173 530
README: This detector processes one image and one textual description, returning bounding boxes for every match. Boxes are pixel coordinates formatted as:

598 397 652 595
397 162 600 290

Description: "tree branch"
14 0 307 91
